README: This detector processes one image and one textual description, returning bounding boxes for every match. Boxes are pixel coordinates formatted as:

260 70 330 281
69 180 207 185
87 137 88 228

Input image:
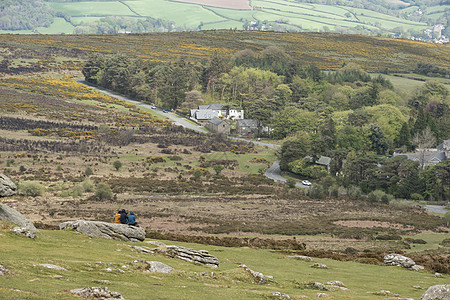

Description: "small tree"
213 165 224 176
18 181 45 197
95 182 113 201
286 178 296 188
85 167 93 176
113 160 123 171
193 169 202 179
82 179 94 192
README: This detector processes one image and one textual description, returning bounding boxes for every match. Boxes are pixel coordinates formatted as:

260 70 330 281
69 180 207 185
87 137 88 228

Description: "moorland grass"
1 228 447 299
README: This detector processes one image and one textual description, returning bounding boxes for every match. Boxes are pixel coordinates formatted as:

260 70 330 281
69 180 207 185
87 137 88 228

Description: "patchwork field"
0 0 441 34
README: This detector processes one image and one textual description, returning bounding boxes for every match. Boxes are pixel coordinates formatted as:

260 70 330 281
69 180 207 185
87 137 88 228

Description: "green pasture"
395 73 450 85
349 7 428 29
428 11 446 20
36 18 74 34
426 5 450 13
207 7 255 21
33 0 437 34
402 233 450 253
205 146 276 174
123 0 227 26
253 11 326 30
48 1 136 17
253 0 350 20
70 16 104 25
399 6 420 14
1 228 447 299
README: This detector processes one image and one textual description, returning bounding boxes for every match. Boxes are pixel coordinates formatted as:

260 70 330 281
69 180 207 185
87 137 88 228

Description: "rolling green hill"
0 0 447 41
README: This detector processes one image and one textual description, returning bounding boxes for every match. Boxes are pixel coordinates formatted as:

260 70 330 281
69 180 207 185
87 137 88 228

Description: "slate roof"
437 139 450 151
194 109 217 120
316 156 331 166
394 152 446 164
199 104 223 110
237 119 259 127
209 117 225 126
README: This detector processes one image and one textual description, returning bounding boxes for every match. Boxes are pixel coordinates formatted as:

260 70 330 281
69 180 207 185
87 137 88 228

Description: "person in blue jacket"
127 211 138 226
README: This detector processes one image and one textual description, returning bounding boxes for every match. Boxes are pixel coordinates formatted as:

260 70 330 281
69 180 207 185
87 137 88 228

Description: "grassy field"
2 0 440 34
1 227 448 300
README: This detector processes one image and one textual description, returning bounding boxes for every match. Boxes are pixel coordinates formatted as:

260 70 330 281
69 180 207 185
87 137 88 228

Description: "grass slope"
1 228 448 299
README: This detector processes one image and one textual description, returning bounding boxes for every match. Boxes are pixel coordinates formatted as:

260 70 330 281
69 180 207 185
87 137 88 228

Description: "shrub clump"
18 181 45 197
375 234 402 241
146 156 165 164
94 182 113 201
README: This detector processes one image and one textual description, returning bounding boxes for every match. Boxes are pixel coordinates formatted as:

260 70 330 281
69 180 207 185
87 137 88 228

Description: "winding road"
79 81 208 134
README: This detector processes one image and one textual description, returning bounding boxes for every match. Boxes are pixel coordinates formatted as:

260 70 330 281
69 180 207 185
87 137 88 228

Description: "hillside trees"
0 0 53 30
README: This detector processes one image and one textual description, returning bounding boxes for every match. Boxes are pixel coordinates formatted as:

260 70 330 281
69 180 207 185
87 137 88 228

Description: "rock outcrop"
287 255 313 262
69 287 124 299
154 245 219 268
145 261 174 273
0 174 17 197
0 202 37 238
384 253 424 271
238 264 269 284
39 264 67 271
59 220 145 242
421 285 450 300
311 263 328 269
272 292 291 299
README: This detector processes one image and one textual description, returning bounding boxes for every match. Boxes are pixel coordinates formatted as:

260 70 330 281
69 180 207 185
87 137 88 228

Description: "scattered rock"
311 263 328 269
316 292 329 297
154 245 219 268
287 255 313 262
421 284 450 300
410 264 425 271
127 245 154 254
373 290 400 297
144 261 173 273
29 278 40 282
39 264 67 271
311 282 332 291
272 291 291 299
144 240 167 247
0 202 37 238
59 220 145 242
0 264 9 276
384 253 415 268
238 264 268 284
69 287 124 299
435 272 443 278
0 173 17 197
325 281 346 288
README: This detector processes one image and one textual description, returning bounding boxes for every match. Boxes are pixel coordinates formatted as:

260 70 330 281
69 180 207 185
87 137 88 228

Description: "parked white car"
302 180 312 186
